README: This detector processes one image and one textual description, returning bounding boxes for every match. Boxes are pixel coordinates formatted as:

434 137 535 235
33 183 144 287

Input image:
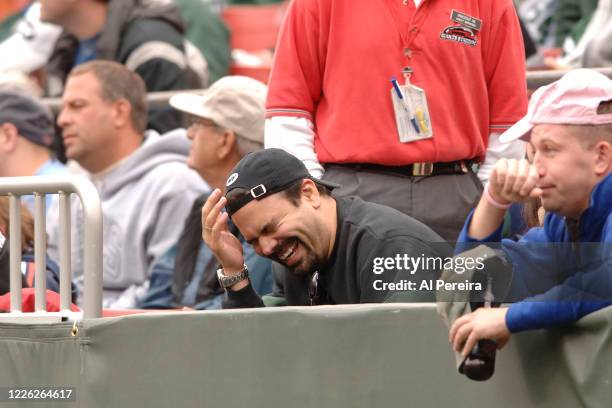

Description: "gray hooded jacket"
47 129 209 308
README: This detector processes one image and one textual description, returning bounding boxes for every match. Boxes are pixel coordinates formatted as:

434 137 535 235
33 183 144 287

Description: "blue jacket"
137 192 272 310
458 173 612 332
138 240 272 310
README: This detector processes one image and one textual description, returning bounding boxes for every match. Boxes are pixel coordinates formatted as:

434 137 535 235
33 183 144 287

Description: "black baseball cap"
224 148 340 216
0 89 54 148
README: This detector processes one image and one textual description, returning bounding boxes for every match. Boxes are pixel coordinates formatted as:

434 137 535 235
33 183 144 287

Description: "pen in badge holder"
415 107 429 133
391 77 420 134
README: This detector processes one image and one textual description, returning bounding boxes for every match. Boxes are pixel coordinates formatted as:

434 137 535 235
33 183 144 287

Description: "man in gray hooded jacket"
47 61 208 308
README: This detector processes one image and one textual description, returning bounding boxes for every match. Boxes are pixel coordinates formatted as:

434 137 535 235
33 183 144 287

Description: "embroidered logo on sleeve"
440 25 477 47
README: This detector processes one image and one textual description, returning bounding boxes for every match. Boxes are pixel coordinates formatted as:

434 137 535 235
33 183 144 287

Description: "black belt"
328 160 474 177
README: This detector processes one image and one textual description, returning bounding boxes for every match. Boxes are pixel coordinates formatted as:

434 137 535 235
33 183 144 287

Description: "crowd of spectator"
518 0 612 69
0 0 611 383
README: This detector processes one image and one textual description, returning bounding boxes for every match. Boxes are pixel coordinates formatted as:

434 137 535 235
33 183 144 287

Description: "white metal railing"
0 175 102 320
39 68 612 114
525 67 612 89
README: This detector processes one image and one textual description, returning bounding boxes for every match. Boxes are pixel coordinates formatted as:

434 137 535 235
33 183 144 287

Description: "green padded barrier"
0 304 611 407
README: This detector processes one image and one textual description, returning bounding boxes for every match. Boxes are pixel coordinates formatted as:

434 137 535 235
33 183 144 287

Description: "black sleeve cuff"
222 281 265 309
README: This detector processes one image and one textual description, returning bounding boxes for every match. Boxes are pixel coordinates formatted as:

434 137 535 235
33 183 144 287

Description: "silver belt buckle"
412 162 434 176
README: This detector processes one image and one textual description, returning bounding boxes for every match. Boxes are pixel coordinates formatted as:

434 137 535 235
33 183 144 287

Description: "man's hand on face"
201 189 245 274
449 308 511 358
488 158 543 205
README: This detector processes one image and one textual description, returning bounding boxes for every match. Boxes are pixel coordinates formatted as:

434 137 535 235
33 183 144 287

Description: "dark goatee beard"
271 238 324 276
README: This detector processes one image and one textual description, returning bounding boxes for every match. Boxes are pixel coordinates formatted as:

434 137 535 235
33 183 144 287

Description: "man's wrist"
484 185 511 209
222 265 246 276
217 264 250 290
467 194 508 240
228 279 250 292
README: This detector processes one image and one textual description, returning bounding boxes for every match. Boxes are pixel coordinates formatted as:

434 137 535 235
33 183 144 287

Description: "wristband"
483 185 511 210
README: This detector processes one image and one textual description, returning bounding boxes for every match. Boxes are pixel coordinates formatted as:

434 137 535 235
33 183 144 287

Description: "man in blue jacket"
450 69 612 357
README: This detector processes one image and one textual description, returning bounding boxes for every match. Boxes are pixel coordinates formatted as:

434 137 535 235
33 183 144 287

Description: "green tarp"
0 304 611 407
176 0 231 83
0 11 22 44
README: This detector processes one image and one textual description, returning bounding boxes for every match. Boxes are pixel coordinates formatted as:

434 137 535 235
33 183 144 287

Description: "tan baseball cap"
169 76 267 144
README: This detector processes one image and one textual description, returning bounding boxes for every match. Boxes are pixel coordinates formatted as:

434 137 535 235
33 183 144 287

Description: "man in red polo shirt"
265 0 528 241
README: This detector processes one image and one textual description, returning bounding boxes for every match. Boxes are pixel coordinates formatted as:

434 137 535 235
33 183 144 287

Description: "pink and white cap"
499 69 612 143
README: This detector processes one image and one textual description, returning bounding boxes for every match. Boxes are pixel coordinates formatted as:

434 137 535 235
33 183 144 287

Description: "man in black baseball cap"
0 88 55 150
202 148 450 308
0 88 65 209
223 148 340 217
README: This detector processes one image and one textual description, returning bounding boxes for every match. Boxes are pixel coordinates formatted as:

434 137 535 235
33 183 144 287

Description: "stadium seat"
222 2 288 83
0 0 28 21
222 3 286 51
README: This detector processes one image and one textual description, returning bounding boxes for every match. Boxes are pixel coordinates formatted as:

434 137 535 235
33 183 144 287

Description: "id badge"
391 82 433 143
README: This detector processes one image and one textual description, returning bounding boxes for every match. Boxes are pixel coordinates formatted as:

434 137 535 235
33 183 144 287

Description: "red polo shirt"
266 0 527 165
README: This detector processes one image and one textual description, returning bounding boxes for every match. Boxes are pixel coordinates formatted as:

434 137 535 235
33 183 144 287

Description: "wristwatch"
217 264 249 289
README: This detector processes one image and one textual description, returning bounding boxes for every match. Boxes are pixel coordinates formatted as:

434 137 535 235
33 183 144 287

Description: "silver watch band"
216 264 249 289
